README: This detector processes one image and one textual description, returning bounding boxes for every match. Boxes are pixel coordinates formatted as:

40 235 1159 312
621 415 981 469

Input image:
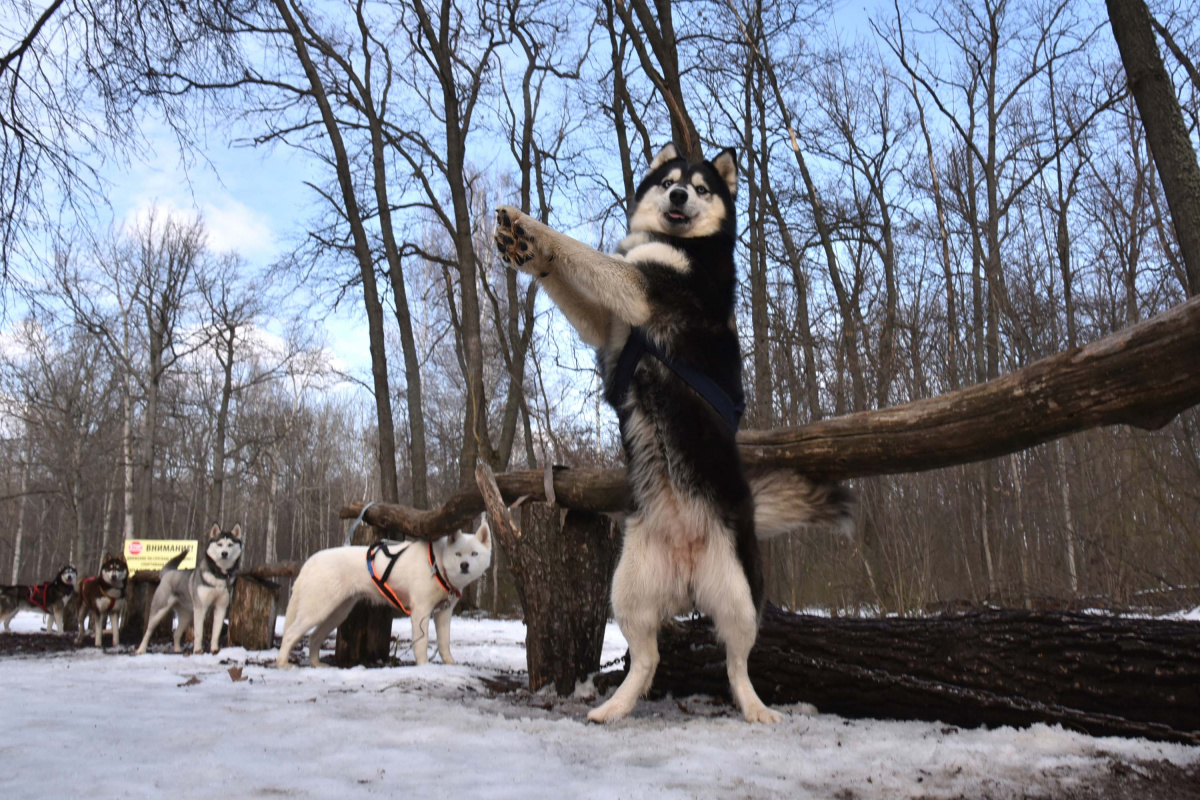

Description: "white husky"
277 521 492 669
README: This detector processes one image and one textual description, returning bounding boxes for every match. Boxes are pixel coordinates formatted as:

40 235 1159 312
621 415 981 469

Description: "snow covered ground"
1 610 1197 799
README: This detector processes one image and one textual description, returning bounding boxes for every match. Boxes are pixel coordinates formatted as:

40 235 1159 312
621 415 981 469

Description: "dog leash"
609 326 745 434
343 501 377 547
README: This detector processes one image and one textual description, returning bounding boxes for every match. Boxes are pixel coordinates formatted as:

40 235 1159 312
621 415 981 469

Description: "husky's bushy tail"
160 550 190 572
748 466 855 540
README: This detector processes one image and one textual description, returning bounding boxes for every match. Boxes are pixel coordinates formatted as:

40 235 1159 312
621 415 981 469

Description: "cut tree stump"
227 575 280 651
640 606 1200 744
475 462 620 694
334 523 394 667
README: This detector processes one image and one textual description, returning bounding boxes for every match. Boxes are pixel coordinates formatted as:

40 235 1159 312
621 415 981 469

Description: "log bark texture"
342 295 1200 534
227 575 280 651
645 606 1200 744
475 463 620 695
334 523 393 667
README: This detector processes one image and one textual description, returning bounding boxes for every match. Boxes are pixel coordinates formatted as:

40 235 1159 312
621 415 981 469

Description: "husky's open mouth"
664 210 690 225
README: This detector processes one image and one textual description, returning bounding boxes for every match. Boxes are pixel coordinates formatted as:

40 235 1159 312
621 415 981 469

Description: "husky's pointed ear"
209 523 221 540
711 148 738 198
230 524 242 541
475 518 490 547
650 143 681 172
447 530 460 545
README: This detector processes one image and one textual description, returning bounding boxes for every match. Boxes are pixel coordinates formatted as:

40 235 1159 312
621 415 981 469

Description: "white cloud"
122 196 278 262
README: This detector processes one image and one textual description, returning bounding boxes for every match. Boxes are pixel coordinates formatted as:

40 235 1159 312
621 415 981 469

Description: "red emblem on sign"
129 541 143 556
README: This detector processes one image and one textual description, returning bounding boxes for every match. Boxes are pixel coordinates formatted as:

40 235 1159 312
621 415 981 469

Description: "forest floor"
1 610 1198 799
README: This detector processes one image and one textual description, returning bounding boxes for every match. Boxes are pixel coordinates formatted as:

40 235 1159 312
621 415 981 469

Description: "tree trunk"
264 449 280 565
474 462 619 695
121 369 135 541
1106 0 1200 296
334 522 392 667
273 0 399 505
644 605 1200 745
227 575 280 651
11 451 28 583
209 327 235 521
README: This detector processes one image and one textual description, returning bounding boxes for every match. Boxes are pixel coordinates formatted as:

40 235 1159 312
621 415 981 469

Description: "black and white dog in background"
136 524 243 655
494 143 852 724
0 565 78 633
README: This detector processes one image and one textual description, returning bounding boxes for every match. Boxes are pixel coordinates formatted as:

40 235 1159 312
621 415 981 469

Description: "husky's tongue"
666 210 687 223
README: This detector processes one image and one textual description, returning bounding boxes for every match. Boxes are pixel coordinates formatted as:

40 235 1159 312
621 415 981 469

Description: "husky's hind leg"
588 518 677 723
306 599 355 668
693 531 779 724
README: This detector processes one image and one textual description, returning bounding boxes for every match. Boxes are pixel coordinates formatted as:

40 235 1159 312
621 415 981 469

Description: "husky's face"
100 555 128 587
57 565 78 588
206 523 244 571
444 519 492 588
629 144 738 239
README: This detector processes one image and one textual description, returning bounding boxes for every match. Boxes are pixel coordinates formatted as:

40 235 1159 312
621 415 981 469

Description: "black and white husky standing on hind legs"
494 143 853 724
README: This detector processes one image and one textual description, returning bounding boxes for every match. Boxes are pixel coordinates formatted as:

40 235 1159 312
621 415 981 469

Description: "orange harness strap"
367 541 461 613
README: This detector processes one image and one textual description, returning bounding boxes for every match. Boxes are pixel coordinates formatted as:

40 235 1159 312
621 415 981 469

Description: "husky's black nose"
460 561 470 573
669 187 688 206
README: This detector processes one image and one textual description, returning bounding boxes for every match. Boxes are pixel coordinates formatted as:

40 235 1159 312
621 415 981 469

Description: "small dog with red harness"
277 520 492 669
76 554 129 648
0 565 78 633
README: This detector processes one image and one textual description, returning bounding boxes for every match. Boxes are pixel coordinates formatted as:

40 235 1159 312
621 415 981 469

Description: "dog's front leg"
193 603 209 655
111 607 122 647
94 612 106 649
410 609 431 666
209 596 230 655
433 605 456 665
494 207 652 327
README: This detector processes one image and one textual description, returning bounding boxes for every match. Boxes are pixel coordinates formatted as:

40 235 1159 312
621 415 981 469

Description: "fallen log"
643 606 1200 744
340 296 1200 538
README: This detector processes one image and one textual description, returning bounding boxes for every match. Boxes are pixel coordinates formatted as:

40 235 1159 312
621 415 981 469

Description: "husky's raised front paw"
493 206 550 277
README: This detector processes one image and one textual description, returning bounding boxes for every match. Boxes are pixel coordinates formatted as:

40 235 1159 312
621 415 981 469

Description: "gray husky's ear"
208 523 221 540
475 518 490 547
711 148 738 198
650 143 681 171
230 524 243 541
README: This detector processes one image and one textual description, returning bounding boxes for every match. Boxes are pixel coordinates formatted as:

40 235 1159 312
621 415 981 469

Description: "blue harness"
609 326 745 434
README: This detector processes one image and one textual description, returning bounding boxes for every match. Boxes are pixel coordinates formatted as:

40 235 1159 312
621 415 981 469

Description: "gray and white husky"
276 521 492 669
494 143 852 724
135 524 243 655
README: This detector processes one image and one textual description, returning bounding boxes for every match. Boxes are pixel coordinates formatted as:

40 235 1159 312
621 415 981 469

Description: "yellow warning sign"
123 540 198 575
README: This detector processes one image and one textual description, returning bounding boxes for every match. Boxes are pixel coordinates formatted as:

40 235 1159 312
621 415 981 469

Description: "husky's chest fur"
600 229 751 575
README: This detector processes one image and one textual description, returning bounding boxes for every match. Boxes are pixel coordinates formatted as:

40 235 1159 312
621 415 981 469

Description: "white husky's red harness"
366 541 460 615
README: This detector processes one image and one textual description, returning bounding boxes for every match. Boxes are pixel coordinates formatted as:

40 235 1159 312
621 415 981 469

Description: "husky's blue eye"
695 185 709 196
661 179 674 189
471 551 478 556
